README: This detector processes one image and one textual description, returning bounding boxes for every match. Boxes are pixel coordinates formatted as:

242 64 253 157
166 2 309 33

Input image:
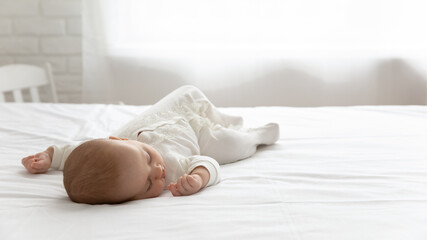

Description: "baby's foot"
250 123 280 145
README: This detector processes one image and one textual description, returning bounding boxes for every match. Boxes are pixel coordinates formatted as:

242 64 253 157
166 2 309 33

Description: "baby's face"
108 138 166 201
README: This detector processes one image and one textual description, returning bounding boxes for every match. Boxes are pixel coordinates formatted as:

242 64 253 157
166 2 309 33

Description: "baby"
22 85 279 204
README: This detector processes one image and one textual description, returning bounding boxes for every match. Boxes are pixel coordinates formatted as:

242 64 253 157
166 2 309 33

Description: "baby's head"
63 138 166 204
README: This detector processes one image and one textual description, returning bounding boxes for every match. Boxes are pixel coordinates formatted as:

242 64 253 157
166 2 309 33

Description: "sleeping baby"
22 85 279 204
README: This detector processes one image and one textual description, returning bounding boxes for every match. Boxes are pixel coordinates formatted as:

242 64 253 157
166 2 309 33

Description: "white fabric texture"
51 143 79 170
1 103 427 239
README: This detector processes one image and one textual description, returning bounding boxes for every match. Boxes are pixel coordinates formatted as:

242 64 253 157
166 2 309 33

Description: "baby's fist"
21 151 51 174
167 174 203 196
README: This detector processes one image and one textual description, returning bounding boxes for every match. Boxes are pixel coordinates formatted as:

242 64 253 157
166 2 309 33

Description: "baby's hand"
21 151 52 174
167 174 203 196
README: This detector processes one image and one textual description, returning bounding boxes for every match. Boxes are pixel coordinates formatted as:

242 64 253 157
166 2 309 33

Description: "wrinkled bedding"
1 103 426 240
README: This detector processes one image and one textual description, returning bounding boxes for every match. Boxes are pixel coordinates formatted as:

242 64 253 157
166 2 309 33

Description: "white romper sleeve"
50 143 80 171
185 155 221 187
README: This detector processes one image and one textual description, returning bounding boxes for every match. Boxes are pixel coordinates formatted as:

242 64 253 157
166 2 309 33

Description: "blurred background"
1 0 426 106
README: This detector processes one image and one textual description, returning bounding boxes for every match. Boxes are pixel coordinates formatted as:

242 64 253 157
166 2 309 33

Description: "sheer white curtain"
83 0 427 106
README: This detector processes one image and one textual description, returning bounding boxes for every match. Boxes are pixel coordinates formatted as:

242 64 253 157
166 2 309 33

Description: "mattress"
1 103 426 240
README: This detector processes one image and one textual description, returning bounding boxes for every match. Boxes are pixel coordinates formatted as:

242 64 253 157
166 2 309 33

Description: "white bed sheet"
1 103 426 240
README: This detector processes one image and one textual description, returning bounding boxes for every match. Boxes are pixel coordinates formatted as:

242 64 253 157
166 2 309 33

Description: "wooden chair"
0 63 58 103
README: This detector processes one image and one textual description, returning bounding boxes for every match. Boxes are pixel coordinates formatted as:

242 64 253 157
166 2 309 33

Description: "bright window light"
100 0 427 58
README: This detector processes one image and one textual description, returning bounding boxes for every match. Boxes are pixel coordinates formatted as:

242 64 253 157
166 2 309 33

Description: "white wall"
0 0 82 103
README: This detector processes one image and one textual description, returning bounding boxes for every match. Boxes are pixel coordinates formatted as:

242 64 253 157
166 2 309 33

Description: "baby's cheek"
155 182 166 196
154 188 163 197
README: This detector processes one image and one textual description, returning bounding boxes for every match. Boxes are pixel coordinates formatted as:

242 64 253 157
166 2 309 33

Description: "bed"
1 103 426 239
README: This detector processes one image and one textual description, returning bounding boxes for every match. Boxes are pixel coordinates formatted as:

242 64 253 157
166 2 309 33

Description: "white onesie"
51 85 280 189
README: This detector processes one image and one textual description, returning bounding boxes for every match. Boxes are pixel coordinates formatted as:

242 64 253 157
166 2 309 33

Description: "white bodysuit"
51 85 280 188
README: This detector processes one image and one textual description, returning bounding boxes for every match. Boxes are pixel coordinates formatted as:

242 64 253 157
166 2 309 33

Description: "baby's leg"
199 123 279 165
182 85 243 127
112 85 241 138
145 85 243 126
202 102 243 127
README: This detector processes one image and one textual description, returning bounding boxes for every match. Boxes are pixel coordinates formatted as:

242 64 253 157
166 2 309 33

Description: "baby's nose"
154 164 164 179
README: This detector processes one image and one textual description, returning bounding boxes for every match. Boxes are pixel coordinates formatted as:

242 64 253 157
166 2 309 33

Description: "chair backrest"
0 63 58 103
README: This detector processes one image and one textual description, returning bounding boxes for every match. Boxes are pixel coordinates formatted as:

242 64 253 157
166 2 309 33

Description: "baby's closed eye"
147 179 152 191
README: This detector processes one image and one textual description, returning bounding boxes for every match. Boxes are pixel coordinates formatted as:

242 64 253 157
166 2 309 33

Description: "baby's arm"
22 143 79 173
167 155 220 196
21 147 53 174
167 166 210 196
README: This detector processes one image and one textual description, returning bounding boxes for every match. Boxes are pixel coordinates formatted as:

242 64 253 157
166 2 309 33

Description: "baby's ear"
109 136 129 141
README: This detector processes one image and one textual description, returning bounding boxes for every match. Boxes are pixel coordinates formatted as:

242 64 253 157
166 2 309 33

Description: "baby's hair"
63 139 121 204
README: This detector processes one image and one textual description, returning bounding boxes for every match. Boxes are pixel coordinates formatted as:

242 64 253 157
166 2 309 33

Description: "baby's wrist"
190 166 209 188
44 147 54 163
191 173 203 187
